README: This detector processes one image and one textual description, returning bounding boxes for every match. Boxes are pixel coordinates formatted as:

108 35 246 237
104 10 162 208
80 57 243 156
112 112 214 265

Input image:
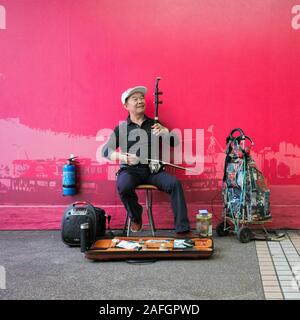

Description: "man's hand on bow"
122 153 140 166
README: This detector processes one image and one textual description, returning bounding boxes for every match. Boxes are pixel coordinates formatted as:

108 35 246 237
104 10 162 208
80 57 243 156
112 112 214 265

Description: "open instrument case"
85 236 214 261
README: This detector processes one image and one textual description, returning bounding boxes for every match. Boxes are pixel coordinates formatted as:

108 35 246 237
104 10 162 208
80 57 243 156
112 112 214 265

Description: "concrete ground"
0 229 268 300
1 229 300 301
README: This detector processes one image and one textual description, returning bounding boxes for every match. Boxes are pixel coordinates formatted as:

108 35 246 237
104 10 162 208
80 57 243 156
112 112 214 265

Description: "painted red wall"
0 0 300 229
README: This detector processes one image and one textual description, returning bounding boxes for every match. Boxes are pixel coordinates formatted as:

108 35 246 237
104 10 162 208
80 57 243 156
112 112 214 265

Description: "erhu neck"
154 77 163 123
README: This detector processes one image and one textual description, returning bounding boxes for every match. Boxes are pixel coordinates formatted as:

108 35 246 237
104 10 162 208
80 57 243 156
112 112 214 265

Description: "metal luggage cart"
216 213 273 243
216 128 272 243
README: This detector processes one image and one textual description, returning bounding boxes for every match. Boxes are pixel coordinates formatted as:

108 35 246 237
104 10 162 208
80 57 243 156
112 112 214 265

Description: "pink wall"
0 0 300 230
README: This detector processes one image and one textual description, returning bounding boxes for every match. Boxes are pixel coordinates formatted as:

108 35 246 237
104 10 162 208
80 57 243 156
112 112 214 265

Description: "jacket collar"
126 114 150 126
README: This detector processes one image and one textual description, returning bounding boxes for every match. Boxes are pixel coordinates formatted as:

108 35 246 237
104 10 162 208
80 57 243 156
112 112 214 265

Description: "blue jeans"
116 166 190 233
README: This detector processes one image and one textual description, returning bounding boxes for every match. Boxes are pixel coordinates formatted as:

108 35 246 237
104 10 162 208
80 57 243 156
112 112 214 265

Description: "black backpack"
61 201 110 247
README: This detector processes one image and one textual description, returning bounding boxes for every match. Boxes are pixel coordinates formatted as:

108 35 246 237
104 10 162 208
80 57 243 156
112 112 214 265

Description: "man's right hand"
122 153 140 166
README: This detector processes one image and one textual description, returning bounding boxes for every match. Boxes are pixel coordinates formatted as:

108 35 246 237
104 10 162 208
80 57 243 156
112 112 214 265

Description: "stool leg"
149 190 156 232
146 190 155 237
123 212 131 236
123 213 128 234
127 217 131 237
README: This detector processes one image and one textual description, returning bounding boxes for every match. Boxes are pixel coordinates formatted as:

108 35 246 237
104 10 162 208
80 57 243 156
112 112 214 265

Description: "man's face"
124 92 146 116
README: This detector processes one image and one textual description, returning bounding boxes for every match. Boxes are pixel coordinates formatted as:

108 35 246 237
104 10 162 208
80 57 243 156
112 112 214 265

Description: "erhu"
148 77 197 174
149 77 163 173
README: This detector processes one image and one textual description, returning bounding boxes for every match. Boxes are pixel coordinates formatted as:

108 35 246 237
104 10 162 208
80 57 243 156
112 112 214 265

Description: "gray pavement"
0 230 265 300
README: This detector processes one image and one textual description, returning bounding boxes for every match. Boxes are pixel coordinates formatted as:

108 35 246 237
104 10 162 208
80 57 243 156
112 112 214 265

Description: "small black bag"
61 201 110 247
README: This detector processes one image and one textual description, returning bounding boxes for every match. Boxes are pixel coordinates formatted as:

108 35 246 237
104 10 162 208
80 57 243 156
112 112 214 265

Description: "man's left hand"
151 123 169 136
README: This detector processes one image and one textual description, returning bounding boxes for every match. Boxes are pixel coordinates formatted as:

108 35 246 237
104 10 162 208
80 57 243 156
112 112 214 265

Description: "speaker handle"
73 201 89 207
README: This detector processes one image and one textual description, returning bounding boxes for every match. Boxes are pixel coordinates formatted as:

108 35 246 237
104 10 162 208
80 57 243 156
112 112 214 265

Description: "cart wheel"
237 227 253 243
216 221 230 237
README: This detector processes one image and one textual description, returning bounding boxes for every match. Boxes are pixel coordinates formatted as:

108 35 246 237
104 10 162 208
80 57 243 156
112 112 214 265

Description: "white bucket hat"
121 86 147 104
